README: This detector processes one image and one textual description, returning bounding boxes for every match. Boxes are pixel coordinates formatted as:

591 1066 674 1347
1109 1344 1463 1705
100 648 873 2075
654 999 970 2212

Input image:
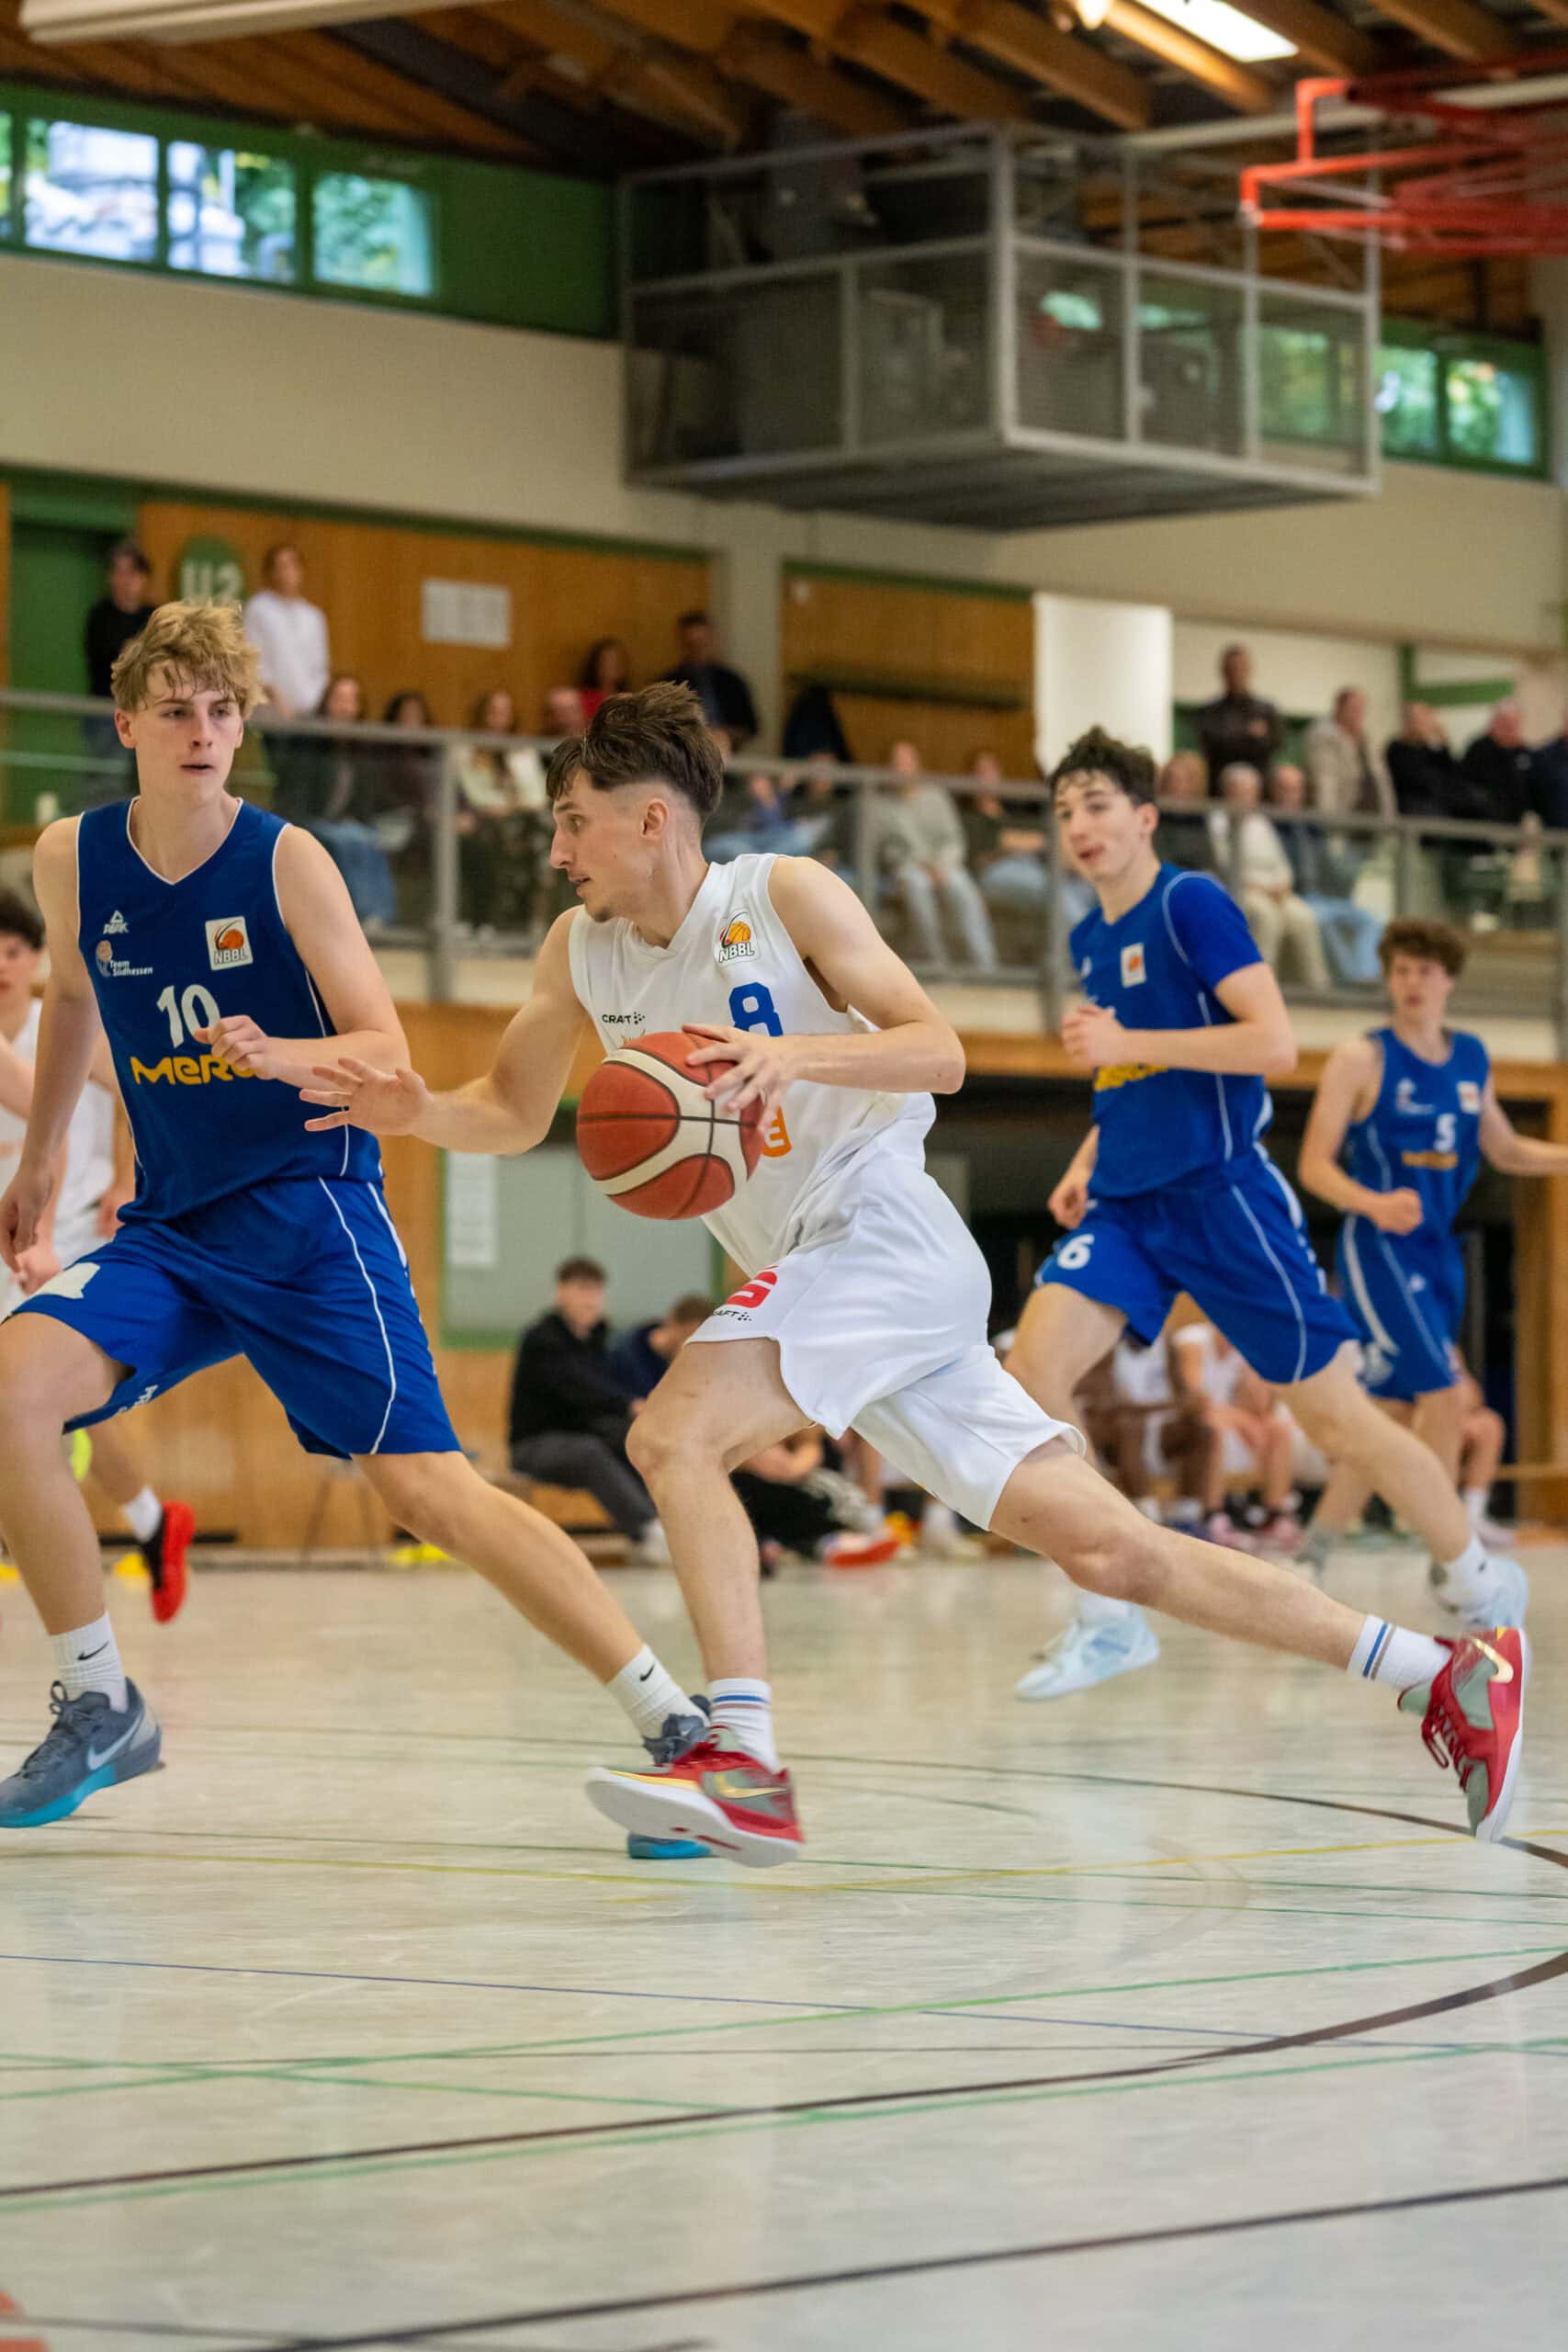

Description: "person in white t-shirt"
243 544 331 721
0 891 195 1622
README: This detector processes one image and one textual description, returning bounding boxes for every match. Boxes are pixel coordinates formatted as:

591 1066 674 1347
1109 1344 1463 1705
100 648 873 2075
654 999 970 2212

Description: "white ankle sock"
709 1677 779 1770
1348 1615 1448 1691
1077 1590 1137 1629
122 1487 162 1546
1433 1535 1490 1607
1462 1487 1489 1524
607 1647 697 1745
50 1614 128 1710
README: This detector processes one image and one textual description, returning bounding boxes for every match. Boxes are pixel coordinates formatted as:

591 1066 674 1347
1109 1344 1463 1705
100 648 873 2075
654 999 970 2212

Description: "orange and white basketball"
575 1029 764 1220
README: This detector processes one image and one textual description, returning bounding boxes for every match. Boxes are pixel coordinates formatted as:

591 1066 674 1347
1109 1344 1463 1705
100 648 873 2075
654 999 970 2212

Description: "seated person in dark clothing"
732 1430 899 1572
606 1294 713 1402
1530 702 1568 831
508 1258 666 1559
1385 703 1481 820
1461 701 1536 825
1157 751 1218 872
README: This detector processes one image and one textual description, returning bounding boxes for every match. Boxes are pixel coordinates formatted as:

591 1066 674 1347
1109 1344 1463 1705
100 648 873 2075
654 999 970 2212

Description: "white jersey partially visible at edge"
0 1001 117 1231
567 854 933 1273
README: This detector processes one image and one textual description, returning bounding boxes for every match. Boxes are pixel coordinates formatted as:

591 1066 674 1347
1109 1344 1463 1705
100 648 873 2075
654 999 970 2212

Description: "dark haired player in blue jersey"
1297 917 1568 1575
1004 731 1526 1756
0 601 703 1827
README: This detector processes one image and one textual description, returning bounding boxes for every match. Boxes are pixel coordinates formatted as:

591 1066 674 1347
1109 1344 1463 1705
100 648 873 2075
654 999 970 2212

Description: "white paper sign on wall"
421 580 512 650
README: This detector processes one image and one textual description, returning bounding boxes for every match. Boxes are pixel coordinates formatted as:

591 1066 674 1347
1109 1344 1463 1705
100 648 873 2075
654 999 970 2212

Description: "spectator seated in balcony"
706 770 807 864
1305 687 1394 831
365 688 440 916
578 637 632 721
508 1258 668 1564
1209 762 1329 989
1196 642 1281 781
1267 762 1382 986
243 542 330 722
960 748 1089 937
1156 751 1219 873
661 609 759 751
448 687 547 936
544 685 588 739
782 681 852 764
1386 702 1479 820
1461 700 1536 825
795 753 859 872
272 673 397 930
867 740 998 972
1528 702 1568 832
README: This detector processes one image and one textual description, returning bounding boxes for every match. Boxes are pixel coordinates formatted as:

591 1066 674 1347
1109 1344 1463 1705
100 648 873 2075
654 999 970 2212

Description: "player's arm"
682 857 964 1114
1065 960 1297 1080
1478 1077 1568 1177
301 910 592 1154
1050 1126 1098 1229
197 826 409 1087
0 1029 32 1121
1297 1038 1420 1233
0 821 102 1268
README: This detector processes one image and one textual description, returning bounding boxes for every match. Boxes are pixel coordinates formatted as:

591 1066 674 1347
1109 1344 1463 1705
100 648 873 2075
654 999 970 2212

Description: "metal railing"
2 689 1563 1045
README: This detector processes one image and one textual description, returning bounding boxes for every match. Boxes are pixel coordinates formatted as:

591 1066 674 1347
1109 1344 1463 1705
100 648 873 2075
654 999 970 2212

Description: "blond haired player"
308 685 1527 1860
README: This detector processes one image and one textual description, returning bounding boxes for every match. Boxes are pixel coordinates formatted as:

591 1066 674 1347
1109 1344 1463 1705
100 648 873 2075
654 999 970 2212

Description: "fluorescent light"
1133 0 1295 62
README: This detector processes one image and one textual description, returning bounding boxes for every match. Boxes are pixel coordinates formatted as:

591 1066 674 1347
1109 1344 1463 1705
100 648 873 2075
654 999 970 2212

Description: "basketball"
576 1030 764 1219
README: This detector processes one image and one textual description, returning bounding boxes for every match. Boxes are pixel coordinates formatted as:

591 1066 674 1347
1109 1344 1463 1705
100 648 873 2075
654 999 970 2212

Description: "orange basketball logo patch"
718 917 757 966
206 914 254 972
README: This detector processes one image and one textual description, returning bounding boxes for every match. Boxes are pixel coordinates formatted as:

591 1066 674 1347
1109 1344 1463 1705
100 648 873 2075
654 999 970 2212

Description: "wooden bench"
490 1471 631 1562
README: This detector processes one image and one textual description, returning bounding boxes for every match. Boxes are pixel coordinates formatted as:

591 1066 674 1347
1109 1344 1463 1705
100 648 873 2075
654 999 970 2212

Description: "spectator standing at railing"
1156 752 1219 874
1209 763 1329 988
868 740 998 972
1461 701 1536 824
1386 703 1477 820
84 540 155 703
242 544 330 721
578 638 632 722
273 673 397 929
661 610 759 752
448 687 547 936
1268 763 1382 986
1304 688 1394 825
1196 644 1281 781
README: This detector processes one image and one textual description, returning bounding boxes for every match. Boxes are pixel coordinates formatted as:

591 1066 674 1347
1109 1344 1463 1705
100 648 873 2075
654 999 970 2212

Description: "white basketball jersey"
0 1001 116 1233
568 854 933 1273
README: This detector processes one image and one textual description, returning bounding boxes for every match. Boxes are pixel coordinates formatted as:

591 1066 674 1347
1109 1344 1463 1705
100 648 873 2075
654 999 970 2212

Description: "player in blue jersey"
1006 728 1526 1704
0 601 705 1828
1297 917 1568 1562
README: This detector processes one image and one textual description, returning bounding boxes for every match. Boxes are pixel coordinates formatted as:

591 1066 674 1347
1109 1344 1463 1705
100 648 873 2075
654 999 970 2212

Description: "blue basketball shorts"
11 1177 459 1460
1336 1219 1463 1402
1037 1154 1355 1388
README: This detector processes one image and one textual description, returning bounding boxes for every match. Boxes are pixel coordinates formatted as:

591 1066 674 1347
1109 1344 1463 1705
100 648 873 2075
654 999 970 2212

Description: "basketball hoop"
1239 54 1568 256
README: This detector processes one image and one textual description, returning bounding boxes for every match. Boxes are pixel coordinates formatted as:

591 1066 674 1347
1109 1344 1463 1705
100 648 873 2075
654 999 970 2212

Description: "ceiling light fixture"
1127 0 1296 62
1076 0 1114 28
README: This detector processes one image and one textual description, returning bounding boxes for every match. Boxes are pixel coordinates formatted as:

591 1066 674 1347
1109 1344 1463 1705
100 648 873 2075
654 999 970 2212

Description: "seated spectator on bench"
1210 763 1329 989
274 673 397 928
606 1294 713 1401
1462 701 1536 825
1305 687 1394 828
1386 703 1474 820
508 1258 668 1562
961 747 1089 933
797 754 859 872
449 686 547 935
732 1430 899 1572
1157 751 1218 874
544 685 588 738
868 740 998 972
1529 701 1568 832
1268 763 1382 986
578 637 632 721
706 771 805 863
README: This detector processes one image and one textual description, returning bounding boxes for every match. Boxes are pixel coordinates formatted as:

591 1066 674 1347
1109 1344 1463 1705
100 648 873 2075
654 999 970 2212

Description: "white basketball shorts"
688 1154 1083 1528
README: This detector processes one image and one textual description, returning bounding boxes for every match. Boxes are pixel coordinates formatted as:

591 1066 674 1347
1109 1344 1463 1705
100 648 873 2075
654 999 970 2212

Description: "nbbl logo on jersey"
206 915 254 972
717 918 756 966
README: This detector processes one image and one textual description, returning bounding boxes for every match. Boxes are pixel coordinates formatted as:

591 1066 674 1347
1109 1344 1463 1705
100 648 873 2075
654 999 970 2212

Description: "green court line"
0 2039 1537 2219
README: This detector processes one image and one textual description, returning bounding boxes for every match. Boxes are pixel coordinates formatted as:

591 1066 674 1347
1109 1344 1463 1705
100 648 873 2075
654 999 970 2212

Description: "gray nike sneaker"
0 1680 162 1828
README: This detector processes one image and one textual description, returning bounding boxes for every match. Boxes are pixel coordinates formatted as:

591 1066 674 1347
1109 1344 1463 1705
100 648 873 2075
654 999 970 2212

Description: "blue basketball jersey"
1343 1025 1488 1242
76 799 381 1222
1072 865 1269 1198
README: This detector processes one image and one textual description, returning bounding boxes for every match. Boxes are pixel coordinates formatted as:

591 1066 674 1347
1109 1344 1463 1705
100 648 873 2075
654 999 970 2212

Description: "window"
1445 353 1540 469
312 172 434 297
1375 343 1439 458
1259 321 1359 447
167 144 295 282
1376 326 1545 474
25 119 158 263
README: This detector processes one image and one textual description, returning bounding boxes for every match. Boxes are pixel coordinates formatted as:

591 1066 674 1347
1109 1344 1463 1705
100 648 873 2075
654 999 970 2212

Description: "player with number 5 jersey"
0 601 709 1832
308 688 1529 1860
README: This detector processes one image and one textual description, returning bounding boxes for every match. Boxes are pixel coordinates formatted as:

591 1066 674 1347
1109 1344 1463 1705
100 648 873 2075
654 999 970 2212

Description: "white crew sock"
122 1487 163 1546
1348 1615 1448 1692
50 1614 128 1710
1077 1589 1137 1629
1462 1487 1490 1525
606 1647 699 1746
1432 1534 1491 1608
709 1677 779 1770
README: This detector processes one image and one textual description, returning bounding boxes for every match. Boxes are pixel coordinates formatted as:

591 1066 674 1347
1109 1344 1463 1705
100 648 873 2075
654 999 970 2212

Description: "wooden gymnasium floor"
1 1545 1566 2350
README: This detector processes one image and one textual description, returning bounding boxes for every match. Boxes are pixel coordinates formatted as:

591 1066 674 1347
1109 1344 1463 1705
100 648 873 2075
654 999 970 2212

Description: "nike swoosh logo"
1471 1638 1514 1683
638 1665 655 1681
78 1643 108 1661
86 1717 143 1772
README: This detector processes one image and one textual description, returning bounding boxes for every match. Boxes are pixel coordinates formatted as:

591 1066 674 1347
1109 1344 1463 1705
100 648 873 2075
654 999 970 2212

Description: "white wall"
1174 620 1402 750
1035 594 1173 769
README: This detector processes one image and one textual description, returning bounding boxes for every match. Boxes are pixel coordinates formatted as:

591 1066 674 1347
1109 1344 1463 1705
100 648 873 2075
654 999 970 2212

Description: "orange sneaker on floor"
1400 1625 1529 1842
586 1735 803 1868
822 1528 901 1569
143 1501 195 1625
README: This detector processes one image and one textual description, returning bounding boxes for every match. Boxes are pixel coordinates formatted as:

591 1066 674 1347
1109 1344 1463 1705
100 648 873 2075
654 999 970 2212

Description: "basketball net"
1240 54 1568 256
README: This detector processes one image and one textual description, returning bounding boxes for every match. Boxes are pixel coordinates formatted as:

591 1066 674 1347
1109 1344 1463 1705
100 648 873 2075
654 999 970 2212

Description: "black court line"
214 2168 1568 2349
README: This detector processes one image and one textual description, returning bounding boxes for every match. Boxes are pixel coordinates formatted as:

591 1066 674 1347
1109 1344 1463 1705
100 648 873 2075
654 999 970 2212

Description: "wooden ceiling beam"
1103 0 1277 111
953 0 1149 130
721 19 909 130
591 0 739 53
835 4 1034 119
1361 0 1515 62
280 28 532 146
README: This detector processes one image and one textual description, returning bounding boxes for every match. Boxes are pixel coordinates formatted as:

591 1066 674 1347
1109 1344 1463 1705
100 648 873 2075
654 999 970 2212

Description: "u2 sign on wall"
176 537 247 605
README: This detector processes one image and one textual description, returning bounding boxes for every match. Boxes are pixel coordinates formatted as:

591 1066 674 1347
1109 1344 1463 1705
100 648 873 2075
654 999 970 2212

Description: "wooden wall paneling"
134 501 709 729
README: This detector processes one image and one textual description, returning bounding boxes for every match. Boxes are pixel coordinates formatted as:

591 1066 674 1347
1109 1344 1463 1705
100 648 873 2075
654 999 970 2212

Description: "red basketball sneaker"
144 1500 195 1625
586 1735 803 1868
1400 1627 1529 1842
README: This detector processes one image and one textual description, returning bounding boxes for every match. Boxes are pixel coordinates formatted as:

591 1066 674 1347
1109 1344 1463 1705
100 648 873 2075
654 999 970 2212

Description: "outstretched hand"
300 1059 431 1137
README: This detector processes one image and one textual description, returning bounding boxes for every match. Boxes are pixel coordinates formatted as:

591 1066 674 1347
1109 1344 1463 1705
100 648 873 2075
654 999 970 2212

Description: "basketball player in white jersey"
0 888 195 1619
305 686 1527 1858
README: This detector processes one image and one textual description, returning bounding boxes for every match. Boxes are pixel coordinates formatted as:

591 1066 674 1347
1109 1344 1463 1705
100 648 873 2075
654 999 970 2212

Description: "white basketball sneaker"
1014 1608 1161 1701
1432 1552 1529 1634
